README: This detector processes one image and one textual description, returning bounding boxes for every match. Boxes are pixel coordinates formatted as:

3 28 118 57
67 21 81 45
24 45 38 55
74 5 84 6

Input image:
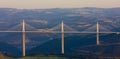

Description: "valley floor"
1 53 120 59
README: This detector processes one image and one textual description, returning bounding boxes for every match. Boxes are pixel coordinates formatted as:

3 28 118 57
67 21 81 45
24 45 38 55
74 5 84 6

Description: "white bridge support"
96 22 100 45
61 21 64 54
22 20 26 56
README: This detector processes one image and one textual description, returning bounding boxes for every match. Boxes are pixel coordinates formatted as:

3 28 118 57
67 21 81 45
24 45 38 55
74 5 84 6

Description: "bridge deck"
0 31 119 34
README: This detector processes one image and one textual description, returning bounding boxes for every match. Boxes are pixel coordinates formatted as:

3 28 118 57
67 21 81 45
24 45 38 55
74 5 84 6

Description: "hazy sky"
0 0 120 9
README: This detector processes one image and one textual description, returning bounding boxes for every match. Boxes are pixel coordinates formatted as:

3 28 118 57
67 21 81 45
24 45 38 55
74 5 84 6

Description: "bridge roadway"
0 31 119 34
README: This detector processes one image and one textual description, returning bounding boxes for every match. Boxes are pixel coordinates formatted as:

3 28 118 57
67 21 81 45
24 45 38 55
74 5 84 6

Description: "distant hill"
28 34 120 56
0 8 120 31
28 34 96 55
0 42 21 57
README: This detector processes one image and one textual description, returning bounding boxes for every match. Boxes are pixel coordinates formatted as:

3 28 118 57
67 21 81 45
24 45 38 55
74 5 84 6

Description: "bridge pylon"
96 22 100 45
22 20 26 56
61 21 64 54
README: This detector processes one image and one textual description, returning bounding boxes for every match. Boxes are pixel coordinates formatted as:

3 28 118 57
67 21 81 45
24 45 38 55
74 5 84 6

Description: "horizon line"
0 7 120 9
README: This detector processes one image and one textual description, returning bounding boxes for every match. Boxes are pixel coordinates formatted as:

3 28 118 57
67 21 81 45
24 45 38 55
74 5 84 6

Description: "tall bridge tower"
96 22 100 45
61 21 64 54
22 20 26 56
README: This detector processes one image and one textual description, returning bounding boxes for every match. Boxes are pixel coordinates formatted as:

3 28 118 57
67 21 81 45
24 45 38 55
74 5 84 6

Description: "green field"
1 53 120 59
0 53 69 59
